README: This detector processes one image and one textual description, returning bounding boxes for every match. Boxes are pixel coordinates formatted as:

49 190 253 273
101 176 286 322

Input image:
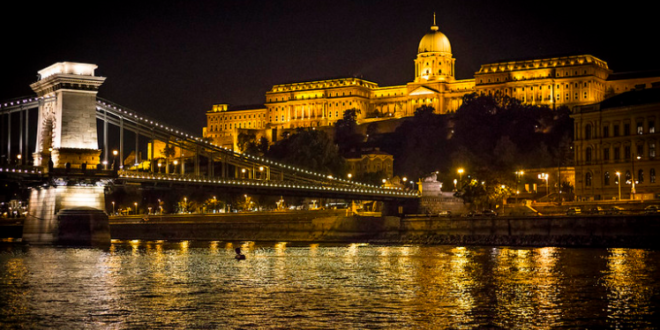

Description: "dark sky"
1 0 656 134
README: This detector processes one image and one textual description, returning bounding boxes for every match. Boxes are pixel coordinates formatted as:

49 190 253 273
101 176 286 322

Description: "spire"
431 12 439 31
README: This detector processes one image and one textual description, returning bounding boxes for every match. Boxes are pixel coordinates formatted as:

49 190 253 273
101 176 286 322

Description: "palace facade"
203 20 660 151
572 88 660 201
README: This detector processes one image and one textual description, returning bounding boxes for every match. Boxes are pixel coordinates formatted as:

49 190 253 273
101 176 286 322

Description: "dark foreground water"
1 241 659 329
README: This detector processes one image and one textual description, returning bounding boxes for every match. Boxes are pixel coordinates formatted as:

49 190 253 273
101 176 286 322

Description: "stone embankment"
4 211 660 248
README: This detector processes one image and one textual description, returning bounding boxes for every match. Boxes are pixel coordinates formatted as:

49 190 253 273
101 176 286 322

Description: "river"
1 240 658 329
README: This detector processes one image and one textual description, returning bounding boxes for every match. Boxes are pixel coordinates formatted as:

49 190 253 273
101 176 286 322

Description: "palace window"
637 144 644 157
604 172 610 186
624 124 630 136
586 147 592 163
650 120 656 134
651 169 656 183
575 93 578 100
614 147 620 160
614 125 620 137
639 170 644 183
604 148 610 161
603 126 609 138
625 146 631 160
584 92 588 99
650 143 656 158
585 124 592 140
585 172 592 187
638 122 644 134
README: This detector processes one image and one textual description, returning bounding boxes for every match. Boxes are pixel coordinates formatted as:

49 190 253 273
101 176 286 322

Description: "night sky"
1 0 656 135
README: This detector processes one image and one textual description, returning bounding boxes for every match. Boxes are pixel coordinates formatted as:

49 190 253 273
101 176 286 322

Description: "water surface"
1 241 659 329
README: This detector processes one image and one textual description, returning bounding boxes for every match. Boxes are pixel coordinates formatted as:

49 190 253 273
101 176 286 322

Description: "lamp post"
157 162 161 174
501 185 506 215
241 168 246 179
259 166 264 180
538 173 549 196
616 171 621 201
631 155 640 200
458 168 464 189
16 154 22 166
347 173 352 180
515 170 524 193
112 150 118 170
111 201 115 215
173 160 179 175
134 202 138 215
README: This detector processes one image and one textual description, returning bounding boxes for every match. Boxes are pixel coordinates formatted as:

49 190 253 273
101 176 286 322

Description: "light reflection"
492 247 562 329
603 248 655 327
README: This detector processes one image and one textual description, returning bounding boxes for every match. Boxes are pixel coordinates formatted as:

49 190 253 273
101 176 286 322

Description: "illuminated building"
344 148 394 179
204 18 660 151
572 87 660 200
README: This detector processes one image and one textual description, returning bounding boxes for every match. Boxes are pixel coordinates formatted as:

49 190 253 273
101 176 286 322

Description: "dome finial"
431 12 439 31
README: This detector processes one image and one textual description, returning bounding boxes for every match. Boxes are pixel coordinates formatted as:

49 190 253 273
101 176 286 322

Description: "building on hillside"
572 87 660 201
204 17 660 151
344 148 394 180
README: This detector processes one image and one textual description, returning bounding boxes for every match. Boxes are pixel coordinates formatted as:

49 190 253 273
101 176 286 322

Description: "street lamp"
631 155 641 200
112 201 115 215
347 173 352 180
16 154 22 166
458 168 464 189
259 166 264 179
538 173 549 196
173 160 179 175
515 170 524 193
112 150 118 170
241 168 246 179
616 171 621 201
157 162 162 173
134 202 138 215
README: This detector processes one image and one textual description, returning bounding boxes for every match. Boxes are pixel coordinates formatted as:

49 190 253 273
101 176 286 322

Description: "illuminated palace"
204 20 660 150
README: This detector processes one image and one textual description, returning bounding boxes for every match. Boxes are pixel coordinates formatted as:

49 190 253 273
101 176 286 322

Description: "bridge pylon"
30 62 105 170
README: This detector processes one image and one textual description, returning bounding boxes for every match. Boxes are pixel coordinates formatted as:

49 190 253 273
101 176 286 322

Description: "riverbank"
3 212 660 248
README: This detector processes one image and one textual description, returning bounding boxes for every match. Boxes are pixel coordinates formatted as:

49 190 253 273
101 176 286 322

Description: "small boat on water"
235 247 246 260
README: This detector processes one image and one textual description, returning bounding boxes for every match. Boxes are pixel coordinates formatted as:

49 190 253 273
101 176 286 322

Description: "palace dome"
418 25 451 54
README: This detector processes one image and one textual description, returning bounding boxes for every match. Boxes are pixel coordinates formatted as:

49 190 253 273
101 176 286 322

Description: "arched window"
586 147 592 163
604 172 610 186
585 124 592 140
626 171 632 184
651 169 656 183
638 169 644 183
586 172 592 187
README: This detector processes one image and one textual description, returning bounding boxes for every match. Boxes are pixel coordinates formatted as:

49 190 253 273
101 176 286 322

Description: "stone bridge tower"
30 62 105 169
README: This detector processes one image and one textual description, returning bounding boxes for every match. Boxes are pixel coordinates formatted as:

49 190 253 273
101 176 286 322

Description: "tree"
334 108 364 153
161 144 176 174
267 129 346 176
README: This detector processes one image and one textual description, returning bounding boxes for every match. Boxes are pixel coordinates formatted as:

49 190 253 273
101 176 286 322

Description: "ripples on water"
0 241 659 329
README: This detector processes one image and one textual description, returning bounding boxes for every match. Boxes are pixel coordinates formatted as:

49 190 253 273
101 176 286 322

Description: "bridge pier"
24 186 108 246
23 62 111 246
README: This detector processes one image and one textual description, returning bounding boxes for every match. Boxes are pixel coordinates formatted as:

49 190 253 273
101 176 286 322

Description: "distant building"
204 18 660 151
344 148 394 180
572 87 660 201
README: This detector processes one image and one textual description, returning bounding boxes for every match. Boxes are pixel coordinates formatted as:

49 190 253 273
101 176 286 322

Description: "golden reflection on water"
603 248 655 327
492 247 563 329
209 241 219 254
1 243 659 328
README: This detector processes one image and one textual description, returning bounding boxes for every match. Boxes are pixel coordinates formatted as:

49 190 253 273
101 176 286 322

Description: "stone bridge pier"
24 62 109 246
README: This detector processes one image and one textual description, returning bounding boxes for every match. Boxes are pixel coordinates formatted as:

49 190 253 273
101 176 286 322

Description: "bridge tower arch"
30 62 105 169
